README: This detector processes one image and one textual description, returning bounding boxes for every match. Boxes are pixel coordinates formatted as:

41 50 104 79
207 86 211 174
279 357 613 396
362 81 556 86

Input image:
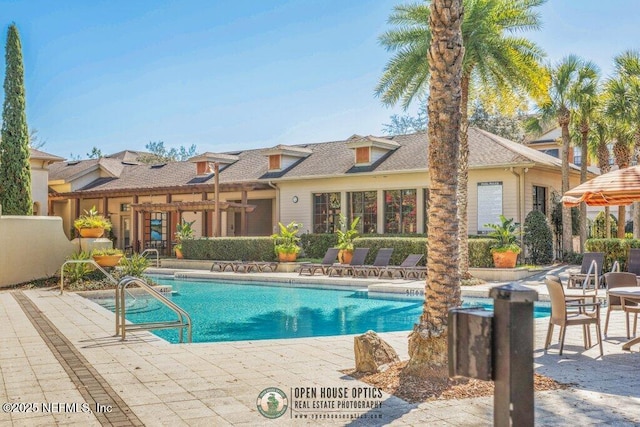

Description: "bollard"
489 283 538 427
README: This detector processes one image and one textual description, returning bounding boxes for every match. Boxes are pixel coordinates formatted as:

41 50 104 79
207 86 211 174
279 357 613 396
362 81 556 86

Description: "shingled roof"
48 127 578 195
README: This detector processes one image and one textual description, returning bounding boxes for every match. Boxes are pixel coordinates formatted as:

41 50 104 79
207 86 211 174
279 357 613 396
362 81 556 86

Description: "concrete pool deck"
2 266 640 426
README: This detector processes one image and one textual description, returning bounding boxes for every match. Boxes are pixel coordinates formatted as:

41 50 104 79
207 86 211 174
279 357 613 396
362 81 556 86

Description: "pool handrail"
140 248 160 267
115 276 192 343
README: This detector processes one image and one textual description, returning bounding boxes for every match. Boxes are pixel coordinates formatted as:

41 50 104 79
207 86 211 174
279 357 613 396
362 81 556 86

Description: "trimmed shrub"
523 210 553 265
184 237 277 261
468 239 494 268
300 233 338 259
585 238 640 271
590 211 617 238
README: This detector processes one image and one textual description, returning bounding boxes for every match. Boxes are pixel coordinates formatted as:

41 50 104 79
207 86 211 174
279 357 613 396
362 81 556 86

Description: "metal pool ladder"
115 276 192 343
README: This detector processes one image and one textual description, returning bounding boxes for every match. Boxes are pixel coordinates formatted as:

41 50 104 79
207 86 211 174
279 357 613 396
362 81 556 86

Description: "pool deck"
2 266 640 426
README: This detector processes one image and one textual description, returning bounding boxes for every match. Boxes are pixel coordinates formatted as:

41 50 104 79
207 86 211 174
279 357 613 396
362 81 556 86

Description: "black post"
489 283 538 427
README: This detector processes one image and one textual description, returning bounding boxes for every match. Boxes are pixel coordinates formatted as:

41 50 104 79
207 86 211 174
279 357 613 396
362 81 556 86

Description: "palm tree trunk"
579 123 588 252
560 113 573 256
605 206 611 238
407 0 464 374
458 74 471 279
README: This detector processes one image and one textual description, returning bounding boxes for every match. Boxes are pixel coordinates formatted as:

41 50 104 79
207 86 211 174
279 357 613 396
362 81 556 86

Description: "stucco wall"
0 216 75 287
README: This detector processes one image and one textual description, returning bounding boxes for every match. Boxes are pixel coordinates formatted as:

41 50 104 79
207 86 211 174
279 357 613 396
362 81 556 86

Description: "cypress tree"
0 23 31 215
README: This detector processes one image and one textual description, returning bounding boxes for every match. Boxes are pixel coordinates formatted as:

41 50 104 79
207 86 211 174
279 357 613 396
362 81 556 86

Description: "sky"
1 0 640 159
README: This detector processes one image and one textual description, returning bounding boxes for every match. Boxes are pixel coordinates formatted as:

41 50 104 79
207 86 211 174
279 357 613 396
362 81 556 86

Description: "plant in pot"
271 221 302 262
485 215 521 268
74 206 112 238
335 214 360 264
174 219 195 259
92 248 124 267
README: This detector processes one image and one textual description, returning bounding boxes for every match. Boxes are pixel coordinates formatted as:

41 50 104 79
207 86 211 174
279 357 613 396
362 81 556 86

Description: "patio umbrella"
562 165 640 207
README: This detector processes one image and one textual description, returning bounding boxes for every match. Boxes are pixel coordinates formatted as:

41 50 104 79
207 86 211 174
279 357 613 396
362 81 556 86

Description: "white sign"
477 182 503 233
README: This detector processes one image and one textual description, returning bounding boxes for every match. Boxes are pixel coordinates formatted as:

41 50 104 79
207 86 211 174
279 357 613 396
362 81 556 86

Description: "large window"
348 191 377 233
384 189 417 233
313 192 341 233
533 185 547 215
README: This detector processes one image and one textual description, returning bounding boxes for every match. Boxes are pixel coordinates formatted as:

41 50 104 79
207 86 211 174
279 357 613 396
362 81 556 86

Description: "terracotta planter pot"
338 249 353 264
278 252 297 262
92 254 123 267
175 248 184 259
492 251 518 268
78 227 105 238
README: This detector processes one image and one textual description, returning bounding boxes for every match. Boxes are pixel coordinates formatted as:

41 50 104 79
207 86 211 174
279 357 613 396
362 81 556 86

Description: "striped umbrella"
562 166 640 207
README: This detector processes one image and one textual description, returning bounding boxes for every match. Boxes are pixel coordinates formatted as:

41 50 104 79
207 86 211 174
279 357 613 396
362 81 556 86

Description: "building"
48 128 589 254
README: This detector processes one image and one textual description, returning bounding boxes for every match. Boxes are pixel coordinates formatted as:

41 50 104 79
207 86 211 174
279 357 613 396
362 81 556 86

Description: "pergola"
130 199 256 253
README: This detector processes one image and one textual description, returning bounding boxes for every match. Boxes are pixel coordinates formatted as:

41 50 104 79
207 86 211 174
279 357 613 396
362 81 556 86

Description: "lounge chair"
545 275 603 357
567 252 604 290
298 248 339 276
604 272 639 338
327 248 370 277
627 248 640 276
378 254 424 279
351 248 394 277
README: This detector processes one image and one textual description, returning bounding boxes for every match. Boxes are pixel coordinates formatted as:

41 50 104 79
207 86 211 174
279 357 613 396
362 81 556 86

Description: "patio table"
607 286 640 350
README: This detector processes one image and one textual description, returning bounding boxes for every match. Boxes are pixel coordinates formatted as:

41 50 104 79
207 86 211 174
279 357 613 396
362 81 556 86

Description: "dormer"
345 135 399 165
189 152 239 176
264 145 312 171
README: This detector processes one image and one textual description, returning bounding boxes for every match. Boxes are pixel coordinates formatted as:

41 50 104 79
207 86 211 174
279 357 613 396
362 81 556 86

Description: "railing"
60 259 117 294
141 248 160 267
581 259 601 297
115 276 192 343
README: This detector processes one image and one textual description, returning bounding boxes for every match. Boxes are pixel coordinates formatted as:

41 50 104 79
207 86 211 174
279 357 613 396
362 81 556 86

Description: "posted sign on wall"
477 182 503 234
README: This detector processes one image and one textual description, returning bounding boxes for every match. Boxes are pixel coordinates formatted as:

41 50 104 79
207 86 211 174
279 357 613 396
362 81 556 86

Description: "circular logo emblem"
256 387 288 419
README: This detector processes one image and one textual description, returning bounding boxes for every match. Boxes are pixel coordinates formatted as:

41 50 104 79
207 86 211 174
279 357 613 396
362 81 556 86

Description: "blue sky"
2 0 640 159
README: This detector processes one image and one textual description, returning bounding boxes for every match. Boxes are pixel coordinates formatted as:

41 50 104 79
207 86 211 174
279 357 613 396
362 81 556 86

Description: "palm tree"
405 0 464 373
606 50 640 237
604 50 640 237
587 116 613 237
529 55 594 257
570 62 600 251
376 0 546 278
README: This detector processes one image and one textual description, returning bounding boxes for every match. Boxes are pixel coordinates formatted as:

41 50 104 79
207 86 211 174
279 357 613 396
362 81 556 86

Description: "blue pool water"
92 278 550 344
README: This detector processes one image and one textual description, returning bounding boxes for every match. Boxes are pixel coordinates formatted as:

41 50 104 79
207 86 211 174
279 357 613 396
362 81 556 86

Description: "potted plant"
271 221 302 262
335 214 360 264
485 215 521 268
174 219 195 259
92 248 124 267
74 206 113 238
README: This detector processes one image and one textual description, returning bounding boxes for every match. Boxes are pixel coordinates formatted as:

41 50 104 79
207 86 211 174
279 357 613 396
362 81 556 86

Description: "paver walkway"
1 268 640 426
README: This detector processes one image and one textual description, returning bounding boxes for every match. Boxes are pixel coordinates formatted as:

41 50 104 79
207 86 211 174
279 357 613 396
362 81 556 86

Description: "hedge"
182 237 277 261
585 238 640 271
182 235 497 267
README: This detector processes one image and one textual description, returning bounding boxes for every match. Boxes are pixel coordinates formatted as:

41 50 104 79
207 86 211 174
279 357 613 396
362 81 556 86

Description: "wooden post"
132 195 138 252
241 190 248 236
214 162 220 237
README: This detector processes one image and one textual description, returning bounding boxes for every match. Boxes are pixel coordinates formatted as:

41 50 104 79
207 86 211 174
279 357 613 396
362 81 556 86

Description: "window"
268 154 281 170
541 148 559 158
313 192 341 233
573 146 582 166
355 147 370 164
348 191 377 233
533 185 547 215
384 189 417 233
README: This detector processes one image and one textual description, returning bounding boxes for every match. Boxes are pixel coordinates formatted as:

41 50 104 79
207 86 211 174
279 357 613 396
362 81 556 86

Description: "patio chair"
604 272 639 338
378 254 424 279
327 248 369 277
627 248 640 276
298 248 339 276
351 248 394 277
567 252 604 291
545 275 603 357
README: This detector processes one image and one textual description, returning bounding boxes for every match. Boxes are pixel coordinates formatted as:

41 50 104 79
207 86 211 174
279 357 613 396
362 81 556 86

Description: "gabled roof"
29 148 65 163
48 127 580 195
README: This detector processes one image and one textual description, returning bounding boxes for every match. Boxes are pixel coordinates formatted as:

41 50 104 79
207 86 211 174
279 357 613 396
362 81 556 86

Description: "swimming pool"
91 278 550 344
